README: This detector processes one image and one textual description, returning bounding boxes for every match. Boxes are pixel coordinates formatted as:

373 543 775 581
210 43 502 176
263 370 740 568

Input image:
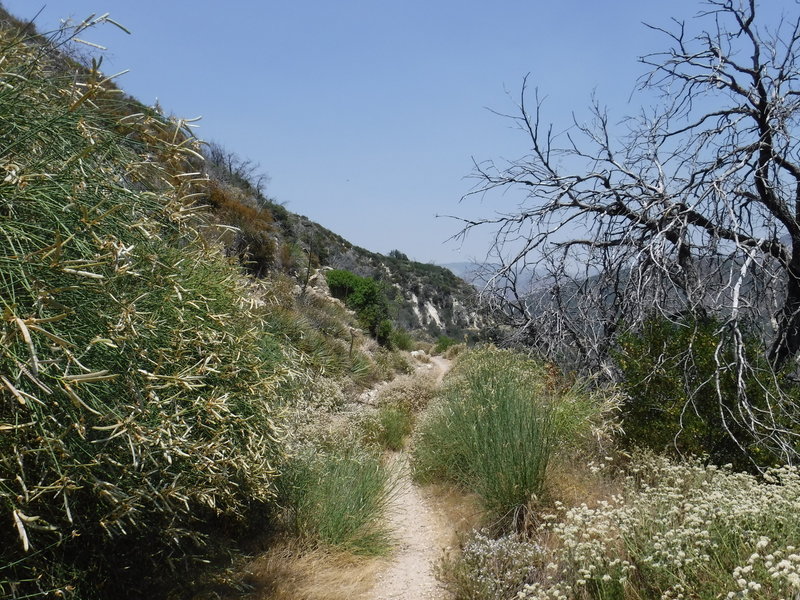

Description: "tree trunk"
770 253 800 370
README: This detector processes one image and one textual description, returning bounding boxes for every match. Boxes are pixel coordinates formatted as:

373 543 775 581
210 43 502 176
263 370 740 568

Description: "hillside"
201 157 489 340
0 5 489 344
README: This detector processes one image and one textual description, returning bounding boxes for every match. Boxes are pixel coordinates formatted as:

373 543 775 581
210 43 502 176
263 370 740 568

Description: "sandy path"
428 356 450 385
365 356 452 600
367 454 450 600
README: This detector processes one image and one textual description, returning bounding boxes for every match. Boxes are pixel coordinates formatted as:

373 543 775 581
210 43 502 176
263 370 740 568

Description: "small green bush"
433 335 458 354
326 269 390 338
362 404 415 451
390 327 414 351
376 318 394 347
276 445 395 555
616 316 784 469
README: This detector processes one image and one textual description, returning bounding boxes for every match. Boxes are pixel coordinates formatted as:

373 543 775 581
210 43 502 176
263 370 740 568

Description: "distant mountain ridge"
264 209 490 337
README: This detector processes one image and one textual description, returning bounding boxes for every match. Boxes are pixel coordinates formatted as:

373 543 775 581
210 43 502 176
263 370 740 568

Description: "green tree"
326 269 390 339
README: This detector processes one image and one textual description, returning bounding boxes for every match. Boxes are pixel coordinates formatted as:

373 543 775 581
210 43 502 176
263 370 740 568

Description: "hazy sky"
0 1 759 263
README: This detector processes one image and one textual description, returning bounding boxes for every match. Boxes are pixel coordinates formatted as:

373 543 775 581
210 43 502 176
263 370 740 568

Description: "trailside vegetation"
412 347 619 525
0 17 310 598
460 0 800 466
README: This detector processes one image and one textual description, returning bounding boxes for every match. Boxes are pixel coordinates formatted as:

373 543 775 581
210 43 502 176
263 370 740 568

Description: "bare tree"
459 0 800 463
203 141 270 197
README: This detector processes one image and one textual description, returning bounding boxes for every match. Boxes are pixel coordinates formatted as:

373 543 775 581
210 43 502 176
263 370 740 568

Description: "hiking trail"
365 355 453 600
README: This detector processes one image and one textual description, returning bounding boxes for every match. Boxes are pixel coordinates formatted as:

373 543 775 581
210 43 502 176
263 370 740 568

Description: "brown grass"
207 180 273 230
544 454 623 510
235 540 383 600
421 482 483 544
377 370 438 412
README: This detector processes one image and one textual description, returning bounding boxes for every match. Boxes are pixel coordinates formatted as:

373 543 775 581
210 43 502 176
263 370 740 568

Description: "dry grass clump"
376 370 438 412
414 341 434 355
240 539 382 600
206 179 277 276
297 291 357 340
278 376 352 453
371 347 414 381
411 349 432 363
0 25 287 599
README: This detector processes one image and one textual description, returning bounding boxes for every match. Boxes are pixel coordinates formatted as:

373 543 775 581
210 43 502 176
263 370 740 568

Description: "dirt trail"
365 356 453 600
428 356 450 385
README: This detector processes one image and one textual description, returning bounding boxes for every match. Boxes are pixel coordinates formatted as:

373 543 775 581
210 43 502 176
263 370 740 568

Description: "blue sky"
1 1 750 263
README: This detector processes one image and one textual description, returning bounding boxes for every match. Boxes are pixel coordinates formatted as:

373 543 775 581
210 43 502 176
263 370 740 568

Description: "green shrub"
390 327 414 351
443 342 466 359
0 29 284 598
362 404 415 451
433 335 458 354
376 318 394 347
276 445 395 555
326 269 390 337
615 316 785 469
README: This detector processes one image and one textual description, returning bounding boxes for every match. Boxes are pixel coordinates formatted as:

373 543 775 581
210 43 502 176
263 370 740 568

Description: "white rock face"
424 301 444 328
410 293 423 324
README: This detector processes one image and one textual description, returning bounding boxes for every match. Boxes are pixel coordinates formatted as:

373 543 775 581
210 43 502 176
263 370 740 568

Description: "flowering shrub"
441 532 543 599
377 371 437 412
444 453 800 599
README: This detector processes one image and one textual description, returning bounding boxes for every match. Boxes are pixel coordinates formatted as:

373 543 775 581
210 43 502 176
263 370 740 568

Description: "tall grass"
362 404 415 451
412 347 619 525
412 348 555 522
276 445 396 555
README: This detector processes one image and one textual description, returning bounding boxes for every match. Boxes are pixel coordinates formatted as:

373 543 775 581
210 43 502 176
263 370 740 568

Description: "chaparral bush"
616 316 793 469
325 269 390 339
0 23 286 598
